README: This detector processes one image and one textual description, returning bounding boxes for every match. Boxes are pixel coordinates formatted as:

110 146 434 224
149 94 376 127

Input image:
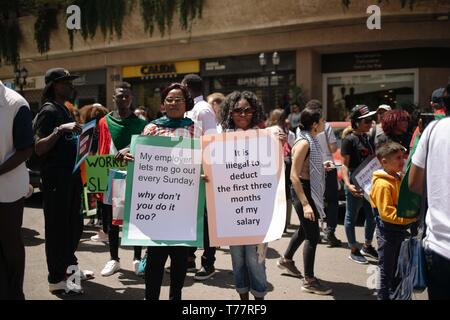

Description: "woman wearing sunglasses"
218 91 268 300
341 105 378 265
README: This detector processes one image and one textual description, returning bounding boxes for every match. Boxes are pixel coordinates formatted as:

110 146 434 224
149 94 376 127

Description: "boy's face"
382 150 405 173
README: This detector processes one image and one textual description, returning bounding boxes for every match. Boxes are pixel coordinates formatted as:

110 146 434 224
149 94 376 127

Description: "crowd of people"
1 66 450 301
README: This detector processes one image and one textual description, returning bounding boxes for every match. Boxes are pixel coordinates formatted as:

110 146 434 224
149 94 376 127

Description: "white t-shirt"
187 96 217 136
316 123 337 162
412 117 450 260
267 126 295 147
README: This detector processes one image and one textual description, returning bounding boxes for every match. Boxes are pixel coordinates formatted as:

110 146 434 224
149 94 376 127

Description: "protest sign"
73 120 96 173
352 155 382 201
85 155 127 193
202 130 286 246
122 135 204 246
112 170 127 225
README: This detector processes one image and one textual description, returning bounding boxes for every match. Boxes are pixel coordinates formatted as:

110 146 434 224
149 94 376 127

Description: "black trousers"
0 198 25 300
102 203 142 261
42 168 83 284
188 208 216 268
145 246 188 300
285 182 320 278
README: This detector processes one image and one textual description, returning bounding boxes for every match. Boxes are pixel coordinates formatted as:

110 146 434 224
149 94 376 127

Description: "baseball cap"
377 104 391 112
431 88 445 103
351 104 377 120
42 68 78 99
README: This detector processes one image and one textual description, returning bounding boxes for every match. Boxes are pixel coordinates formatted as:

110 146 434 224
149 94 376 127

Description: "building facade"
1 0 449 120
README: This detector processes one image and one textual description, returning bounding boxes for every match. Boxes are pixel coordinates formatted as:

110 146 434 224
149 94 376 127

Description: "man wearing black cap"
33 68 90 295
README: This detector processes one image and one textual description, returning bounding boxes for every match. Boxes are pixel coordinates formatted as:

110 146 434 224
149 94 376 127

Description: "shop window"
324 71 416 121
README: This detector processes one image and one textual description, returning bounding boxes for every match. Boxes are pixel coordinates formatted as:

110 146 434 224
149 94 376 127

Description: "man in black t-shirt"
33 68 91 295
341 105 378 265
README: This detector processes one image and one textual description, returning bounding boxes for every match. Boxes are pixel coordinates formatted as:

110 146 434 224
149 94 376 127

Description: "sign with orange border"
202 129 286 246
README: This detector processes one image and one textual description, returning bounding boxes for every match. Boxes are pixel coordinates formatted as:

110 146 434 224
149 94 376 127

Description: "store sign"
322 48 450 73
353 53 382 70
123 60 200 79
205 62 226 71
2 76 45 91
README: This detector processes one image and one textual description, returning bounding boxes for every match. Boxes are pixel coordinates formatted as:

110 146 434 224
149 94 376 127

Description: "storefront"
2 69 106 116
322 48 450 121
201 52 296 115
72 69 106 108
122 60 200 119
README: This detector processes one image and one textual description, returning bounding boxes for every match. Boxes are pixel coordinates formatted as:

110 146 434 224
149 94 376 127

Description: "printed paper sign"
112 170 127 225
122 135 204 247
352 155 382 201
85 155 127 193
73 120 96 173
202 130 286 246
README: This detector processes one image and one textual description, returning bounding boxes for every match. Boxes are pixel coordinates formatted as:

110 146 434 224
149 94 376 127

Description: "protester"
33 68 91 294
288 103 301 133
377 110 412 154
97 82 147 277
79 103 109 228
277 107 332 295
370 141 416 300
267 109 295 232
0 81 34 300
219 90 268 300
207 92 225 129
119 83 198 300
341 105 377 264
306 99 342 247
182 74 218 280
409 117 450 300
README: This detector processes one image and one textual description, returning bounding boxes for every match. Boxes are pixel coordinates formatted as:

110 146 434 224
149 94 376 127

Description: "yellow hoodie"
370 170 417 225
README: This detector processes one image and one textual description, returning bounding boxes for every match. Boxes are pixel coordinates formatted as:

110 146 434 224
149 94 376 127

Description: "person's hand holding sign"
115 147 134 163
58 122 82 135
348 184 364 198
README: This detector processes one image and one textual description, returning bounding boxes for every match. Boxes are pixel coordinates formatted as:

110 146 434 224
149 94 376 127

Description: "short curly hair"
160 83 194 111
381 110 410 135
220 91 263 130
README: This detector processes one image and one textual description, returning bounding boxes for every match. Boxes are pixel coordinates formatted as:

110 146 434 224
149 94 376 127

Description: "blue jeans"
375 215 407 300
344 188 375 248
229 245 267 298
425 248 450 300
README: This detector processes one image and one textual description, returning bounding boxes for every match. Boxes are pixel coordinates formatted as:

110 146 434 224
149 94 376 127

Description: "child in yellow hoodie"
370 141 417 300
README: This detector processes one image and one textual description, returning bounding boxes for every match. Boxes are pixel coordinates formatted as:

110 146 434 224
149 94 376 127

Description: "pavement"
22 192 427 300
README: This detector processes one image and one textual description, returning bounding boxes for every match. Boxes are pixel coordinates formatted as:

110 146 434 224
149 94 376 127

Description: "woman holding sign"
278 107 333 295
341 105 378 265
120 83 197 300
219 91 268 300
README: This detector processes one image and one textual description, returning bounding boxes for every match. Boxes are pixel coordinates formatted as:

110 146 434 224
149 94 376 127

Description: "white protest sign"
122 135 204 246
352 155 382 201
202 129 286 246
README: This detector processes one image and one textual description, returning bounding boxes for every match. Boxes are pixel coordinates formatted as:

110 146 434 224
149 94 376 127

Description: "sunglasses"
165 98 185 104
232 107 256 115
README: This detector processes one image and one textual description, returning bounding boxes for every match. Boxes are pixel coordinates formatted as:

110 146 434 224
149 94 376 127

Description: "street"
22 192 427 300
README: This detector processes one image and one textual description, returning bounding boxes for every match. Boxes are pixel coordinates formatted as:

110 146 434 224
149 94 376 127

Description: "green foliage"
34 3 59 54
140 0 201 36
1 0 205 64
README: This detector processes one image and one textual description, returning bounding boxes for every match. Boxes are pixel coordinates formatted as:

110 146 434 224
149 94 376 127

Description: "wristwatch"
53 126 61 136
